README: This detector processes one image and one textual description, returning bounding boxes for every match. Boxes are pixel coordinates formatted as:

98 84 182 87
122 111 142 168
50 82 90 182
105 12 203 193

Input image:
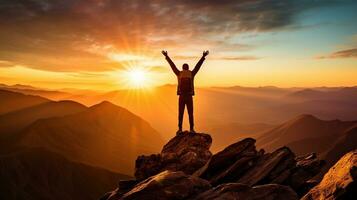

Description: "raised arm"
162 50 179 75
192 50 209 76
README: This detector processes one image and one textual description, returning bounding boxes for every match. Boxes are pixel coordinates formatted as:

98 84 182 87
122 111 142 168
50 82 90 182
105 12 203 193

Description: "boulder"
196 138 258 184
237 147 296 186
100 180 139 200
193 183 298 200
287 153 325 195
119 170 211 200
135 131 212 180
301 150 357 200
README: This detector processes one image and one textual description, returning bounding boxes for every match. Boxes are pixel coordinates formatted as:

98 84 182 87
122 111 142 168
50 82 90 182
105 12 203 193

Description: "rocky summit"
134 131 212 180
101 131 356 200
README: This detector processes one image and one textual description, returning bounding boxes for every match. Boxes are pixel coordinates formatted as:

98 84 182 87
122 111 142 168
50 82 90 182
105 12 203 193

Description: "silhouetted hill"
286 89 326 101
322 125 357 174
17 101 164 175
49 85 357 140
0 100 87 140
286 87 357 102
0 83 73 100
0 89 50 115
257 114 357 155
0 147 129 200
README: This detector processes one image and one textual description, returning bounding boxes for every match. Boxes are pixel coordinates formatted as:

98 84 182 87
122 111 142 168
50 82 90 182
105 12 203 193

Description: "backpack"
178 70 193 95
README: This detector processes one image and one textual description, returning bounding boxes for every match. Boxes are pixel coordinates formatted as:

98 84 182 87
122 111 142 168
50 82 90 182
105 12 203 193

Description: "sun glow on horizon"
115 66 160 90
127 69 147 88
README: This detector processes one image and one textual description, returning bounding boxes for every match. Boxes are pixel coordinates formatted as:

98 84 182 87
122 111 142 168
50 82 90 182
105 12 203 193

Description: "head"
182 63 189 70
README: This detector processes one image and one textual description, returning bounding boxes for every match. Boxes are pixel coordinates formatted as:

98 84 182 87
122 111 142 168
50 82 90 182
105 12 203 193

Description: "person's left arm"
192 50 209 76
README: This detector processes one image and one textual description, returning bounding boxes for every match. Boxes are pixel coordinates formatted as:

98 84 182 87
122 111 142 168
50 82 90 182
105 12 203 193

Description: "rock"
120 170 211 200
301 150 357 200
287 153 325 195
100 180 139 200
135 131 212 180
196 138 258 184
134 154 162 181
193 183 298 200
101 134 327 200
237 147 296 186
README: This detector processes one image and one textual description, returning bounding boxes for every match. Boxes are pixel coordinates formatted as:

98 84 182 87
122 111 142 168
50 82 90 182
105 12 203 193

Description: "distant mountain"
0 147 129 200
286 87 357 102
0 83 73 100
209 85 296 97
257 114 357 156
322 125 357 172
17 101 164 175
61 85 357 139
0 100 87 140
286 89 326 101
0 89 50 115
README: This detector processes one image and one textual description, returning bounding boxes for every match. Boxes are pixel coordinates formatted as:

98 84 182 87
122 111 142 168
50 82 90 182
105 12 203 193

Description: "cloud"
149 66 168 73
0 0 348 72
217 56 260 61
0 60 13 67
174 55 259 61
317 48 357 59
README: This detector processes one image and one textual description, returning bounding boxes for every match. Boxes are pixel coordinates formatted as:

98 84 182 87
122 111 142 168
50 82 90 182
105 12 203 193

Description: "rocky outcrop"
101 132 329 200
301 150 357 200
106 171 211 200
195 138 322 195
287 153 325 195
237 147 296 186
135 131 212 180
195 138 258 184
193 183 298 200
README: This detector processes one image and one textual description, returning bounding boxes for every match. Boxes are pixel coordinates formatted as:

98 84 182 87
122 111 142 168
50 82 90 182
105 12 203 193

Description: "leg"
178 95 185 130
186 95 194 131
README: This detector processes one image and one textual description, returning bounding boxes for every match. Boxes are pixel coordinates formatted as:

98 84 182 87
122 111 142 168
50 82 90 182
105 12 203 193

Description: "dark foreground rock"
195 138 259 184
301 150 357 200
101 132 331 200
105 170 211 200
287 153 325 195
135 131 212 180
193 183 298 200
195 138 323 196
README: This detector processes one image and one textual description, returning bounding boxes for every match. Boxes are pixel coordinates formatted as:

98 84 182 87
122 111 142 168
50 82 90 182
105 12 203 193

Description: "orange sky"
0 0 356 90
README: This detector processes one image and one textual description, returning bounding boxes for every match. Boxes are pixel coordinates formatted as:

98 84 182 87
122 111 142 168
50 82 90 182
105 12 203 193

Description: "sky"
0 0 357 90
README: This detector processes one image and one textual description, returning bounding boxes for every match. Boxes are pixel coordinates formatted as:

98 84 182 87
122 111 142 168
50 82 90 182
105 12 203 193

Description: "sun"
128 69 147 87
117 67 154 89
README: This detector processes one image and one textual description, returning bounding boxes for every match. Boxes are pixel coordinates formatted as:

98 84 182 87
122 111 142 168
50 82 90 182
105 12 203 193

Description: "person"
162 50 209 134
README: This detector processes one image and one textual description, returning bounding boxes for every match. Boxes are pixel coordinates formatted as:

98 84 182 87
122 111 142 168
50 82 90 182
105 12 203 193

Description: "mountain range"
0 89 164 199
0 84 357 199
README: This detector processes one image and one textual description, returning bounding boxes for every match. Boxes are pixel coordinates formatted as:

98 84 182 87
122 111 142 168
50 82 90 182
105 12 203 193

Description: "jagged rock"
195 138 323 191
196 138 258 184
99 180 139 200
113 170 211 200
287 153 325 195
301 150 357 200
237 147 296 186
135 131 212 180
134 154 162 181
193 183 298 200
101 134 327 200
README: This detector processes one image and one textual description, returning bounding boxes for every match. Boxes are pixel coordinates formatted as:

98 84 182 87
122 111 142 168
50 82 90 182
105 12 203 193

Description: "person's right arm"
162 50 179 75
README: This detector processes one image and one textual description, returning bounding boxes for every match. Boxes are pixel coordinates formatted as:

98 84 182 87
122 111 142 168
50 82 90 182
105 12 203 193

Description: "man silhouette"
162 50 209 134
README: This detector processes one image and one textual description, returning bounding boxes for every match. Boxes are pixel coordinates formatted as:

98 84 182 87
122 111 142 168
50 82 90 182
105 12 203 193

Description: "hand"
162 50 168 57
203 50 209 57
